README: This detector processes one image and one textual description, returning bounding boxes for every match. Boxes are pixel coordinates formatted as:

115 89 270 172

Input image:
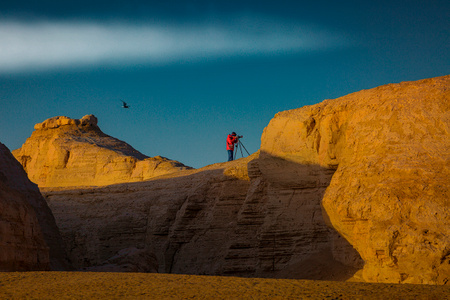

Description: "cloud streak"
0 16 348 73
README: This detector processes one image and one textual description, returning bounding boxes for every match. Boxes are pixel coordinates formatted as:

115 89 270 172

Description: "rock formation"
0 142 71 271
43 154 358 280
13 115 192 188
21 75 449 285
260 75 450 284
82 247 158 273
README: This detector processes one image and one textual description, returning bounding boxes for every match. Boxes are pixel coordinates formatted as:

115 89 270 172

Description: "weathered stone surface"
0 142 71 271
13 115 192 188
82 247 158 273
43 153 360 280
34 76 448 284
261 75 450 284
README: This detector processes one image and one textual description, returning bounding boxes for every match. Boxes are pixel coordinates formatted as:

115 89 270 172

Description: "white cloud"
0 17 348 73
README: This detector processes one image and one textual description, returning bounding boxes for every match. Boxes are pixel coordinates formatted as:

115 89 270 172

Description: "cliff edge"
261 75 450 284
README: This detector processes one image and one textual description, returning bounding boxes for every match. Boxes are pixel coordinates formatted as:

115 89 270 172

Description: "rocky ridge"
13 115 192 188
16 75 450 284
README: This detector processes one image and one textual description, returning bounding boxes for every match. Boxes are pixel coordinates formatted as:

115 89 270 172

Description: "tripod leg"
239 141 251 156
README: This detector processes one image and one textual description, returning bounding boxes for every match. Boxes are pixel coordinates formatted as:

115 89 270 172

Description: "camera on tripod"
232 134 249 159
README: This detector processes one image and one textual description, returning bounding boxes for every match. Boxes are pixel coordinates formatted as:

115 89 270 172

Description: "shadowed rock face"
12 115 192 188
44 154 359 280
32 76 449 284
82 247 158 273
0 142 71 271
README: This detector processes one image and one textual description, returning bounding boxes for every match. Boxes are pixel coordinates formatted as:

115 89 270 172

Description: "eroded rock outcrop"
44 154 357 280
37 75 448 284
261 75 450 284
13 115 192 188
0 142 71 271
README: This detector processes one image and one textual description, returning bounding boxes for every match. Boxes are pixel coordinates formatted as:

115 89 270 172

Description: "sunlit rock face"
0 142 70 271
13 115 192 188
36 76 448 284
261 75 450 284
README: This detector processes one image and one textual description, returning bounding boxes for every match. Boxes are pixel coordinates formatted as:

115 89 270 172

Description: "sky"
0 0 449 168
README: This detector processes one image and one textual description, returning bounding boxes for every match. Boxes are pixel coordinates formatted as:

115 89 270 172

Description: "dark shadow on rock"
42 152 363 281
0 142 73 271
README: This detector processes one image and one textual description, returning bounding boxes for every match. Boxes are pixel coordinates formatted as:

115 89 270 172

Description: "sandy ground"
0 272 449 299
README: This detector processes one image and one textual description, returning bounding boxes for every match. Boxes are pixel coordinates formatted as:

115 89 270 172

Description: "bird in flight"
121 100 130 109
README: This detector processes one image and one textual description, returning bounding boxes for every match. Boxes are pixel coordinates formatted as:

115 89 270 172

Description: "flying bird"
121 100 130 109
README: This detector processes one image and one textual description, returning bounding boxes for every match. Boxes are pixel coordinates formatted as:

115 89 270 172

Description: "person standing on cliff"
227 132 242 161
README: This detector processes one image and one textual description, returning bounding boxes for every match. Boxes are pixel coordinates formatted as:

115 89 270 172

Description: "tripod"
233 139 251 160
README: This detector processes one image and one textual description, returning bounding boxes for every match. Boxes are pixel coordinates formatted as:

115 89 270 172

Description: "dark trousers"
228 150 234 161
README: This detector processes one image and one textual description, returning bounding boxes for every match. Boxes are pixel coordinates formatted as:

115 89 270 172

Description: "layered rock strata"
34 75 449 284
13 115 191 188
0 142 71 271
43 153 359 280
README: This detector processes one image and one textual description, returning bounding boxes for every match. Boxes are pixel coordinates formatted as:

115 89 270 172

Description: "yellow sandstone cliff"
12 115 192 188
13 75 449 285
261 75 450 284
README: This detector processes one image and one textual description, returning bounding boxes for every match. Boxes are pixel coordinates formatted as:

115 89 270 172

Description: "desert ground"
0 272 448 299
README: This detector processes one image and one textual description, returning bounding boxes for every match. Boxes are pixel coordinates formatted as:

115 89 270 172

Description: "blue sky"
0 0 449 168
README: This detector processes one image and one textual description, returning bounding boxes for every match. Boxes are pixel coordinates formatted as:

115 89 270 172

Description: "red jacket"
226 134 238 150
